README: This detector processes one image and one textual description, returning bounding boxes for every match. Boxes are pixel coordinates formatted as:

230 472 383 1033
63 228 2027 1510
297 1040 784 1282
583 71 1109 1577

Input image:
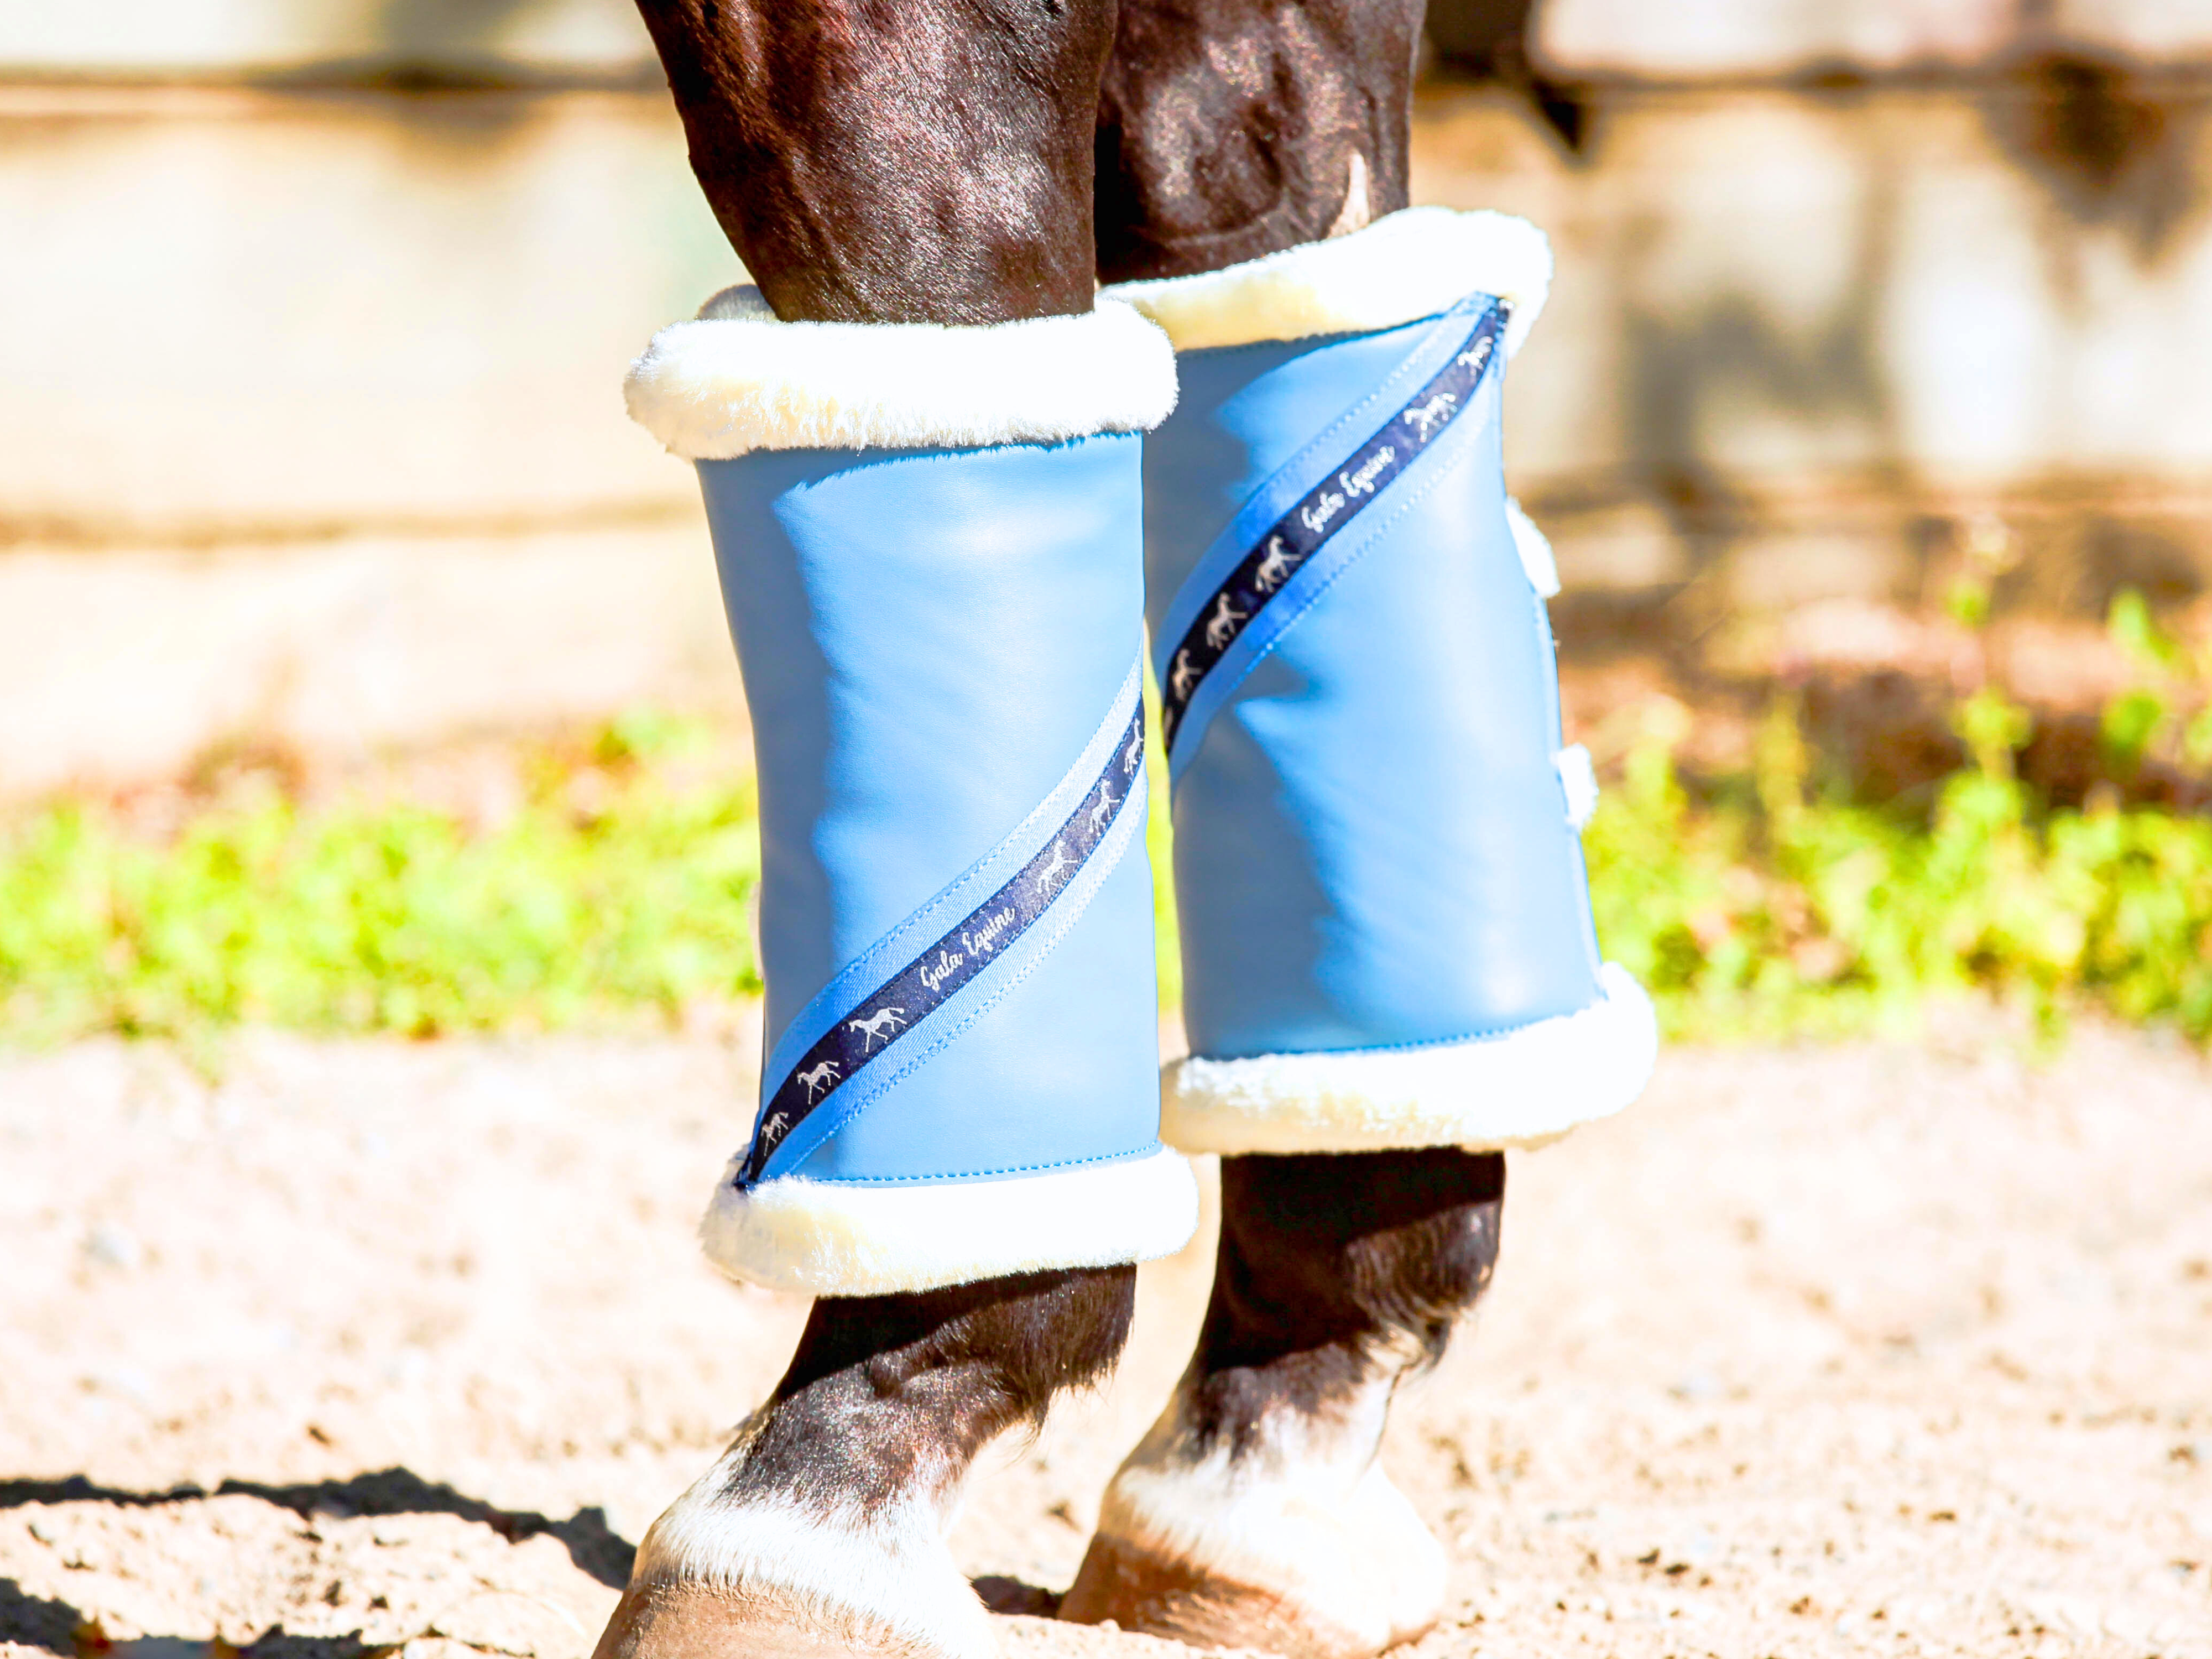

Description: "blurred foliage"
6 601 2212 1044
1587 689 2212 1044
2099 586 2212 774
1583 574 2212 1042
0 732 763 1044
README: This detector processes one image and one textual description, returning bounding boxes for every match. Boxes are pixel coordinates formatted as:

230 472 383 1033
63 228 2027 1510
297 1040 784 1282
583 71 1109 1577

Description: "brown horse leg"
1092 0 1428 284
628 0 1115 323
597 1270 1134 1659
1061 1153 1503 1658
599 8 1138 1659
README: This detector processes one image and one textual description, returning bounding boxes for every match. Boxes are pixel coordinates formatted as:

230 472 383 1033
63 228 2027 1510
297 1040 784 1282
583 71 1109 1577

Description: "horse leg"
598 7 1192 1658
628 0 1114 323
1091 0 1428 284
598 1270 1132 1659
1065 5 1655 1654
1059 1154 1501 1658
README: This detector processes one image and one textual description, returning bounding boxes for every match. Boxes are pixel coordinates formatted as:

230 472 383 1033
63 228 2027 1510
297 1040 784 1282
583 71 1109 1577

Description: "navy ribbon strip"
738 704 1149 1187
1159 300 1509 755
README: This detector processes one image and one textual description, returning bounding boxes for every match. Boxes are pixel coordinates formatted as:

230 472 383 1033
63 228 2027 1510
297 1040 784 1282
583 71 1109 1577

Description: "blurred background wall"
4 1 2211 796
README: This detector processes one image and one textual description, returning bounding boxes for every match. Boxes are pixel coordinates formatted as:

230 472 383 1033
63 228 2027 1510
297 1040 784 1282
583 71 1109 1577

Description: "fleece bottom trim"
1161 963 1658 1156
698 1146 1200 1296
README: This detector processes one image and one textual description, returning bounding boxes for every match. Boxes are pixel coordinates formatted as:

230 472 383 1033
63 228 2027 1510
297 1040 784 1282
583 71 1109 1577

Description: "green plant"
1585 688 2212 1043
6 694 2212 1047
2098 586 2212 774
0 758 763 1043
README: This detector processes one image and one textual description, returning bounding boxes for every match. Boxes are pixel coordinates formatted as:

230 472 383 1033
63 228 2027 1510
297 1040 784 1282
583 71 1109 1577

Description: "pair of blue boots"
624 208 1657 1296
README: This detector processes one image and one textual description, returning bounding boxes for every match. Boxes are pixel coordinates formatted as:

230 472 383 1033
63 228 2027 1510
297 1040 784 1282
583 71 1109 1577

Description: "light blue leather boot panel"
699 434 1160 1185
1147 301 1604 1062
786 844 1159 1183
1144 322 1437 644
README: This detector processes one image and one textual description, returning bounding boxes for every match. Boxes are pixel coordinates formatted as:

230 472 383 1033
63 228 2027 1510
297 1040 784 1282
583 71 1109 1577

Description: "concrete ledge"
0 85 731 538
1532 0 2212 79
1412 81 2212 617
0 0 656 77
0 524 742 800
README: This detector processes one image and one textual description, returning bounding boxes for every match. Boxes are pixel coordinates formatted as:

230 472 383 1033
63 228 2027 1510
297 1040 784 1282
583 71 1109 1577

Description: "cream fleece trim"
625 289 1178 460
1506 495 1561 597
1100 206 1553 358
698 1146 1199 1296
1161 963 1657 1156
1556 743 1600 830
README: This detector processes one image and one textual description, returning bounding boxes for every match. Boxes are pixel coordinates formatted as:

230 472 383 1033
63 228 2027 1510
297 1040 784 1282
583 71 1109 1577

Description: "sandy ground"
3 1015 2209 1659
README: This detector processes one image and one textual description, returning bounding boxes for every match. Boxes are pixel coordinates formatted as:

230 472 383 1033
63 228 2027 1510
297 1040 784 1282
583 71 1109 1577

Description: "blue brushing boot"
1108 206 1658 1158
1057 207 1661 1659
624 287 1198 1297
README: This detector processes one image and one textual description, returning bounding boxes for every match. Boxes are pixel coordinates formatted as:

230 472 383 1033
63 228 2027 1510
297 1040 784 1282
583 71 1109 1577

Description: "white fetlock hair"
1085 1373 1447 1654
633 1433 993 1659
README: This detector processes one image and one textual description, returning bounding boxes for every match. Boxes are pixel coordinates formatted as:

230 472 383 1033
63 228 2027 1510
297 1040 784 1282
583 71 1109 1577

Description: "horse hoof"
1057 1426 1445 1659
593 1576 987 1659
597 1448 998 1659
594 1578 899 1659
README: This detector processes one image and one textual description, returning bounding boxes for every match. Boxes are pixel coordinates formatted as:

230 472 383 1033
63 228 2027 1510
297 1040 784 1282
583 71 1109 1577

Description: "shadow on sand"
2 1465 639 1658
0 1468 637 1590
2 1469 1070 1653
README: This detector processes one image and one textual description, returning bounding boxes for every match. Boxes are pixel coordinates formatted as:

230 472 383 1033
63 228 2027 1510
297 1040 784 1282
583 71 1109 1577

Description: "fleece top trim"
1100 206 1553 359
625 287 1178 459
